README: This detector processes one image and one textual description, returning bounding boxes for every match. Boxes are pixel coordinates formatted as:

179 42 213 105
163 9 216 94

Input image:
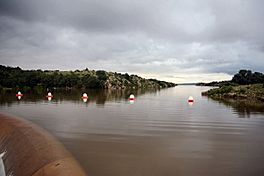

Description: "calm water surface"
1 86 264 176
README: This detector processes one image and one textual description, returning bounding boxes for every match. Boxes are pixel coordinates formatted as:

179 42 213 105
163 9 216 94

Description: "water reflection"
129 100 135 104
82 97 88 103
188 101 194 106
208 97 264 118
0 88 160 106
47 96 52 101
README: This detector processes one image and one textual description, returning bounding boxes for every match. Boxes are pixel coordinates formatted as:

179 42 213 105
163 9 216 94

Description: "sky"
0 0 264 83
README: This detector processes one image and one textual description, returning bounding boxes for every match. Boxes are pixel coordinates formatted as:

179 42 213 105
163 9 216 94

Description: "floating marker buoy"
81 93 88 102
16 91 23 97
16 91 23 100
188 96 194 102
81 93 88 99
46 92 53 101
128 94 135 100
46 92 53 98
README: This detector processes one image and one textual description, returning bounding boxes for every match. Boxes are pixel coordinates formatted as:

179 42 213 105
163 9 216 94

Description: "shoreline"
202 84 264 102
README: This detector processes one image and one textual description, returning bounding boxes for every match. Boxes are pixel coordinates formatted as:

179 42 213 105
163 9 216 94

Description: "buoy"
188 96 194 102
81 93 88 103
81 93 88 99
46 92 53 101
128 94 135 100
46 92 53 98
16 91 23 97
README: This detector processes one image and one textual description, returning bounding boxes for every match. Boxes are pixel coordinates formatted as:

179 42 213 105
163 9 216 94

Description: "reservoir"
1 86 264 176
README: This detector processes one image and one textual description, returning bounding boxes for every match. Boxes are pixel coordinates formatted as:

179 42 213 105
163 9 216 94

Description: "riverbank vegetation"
0 65 176 91
202 70 264 102
202 84 264 101
197 70 264 87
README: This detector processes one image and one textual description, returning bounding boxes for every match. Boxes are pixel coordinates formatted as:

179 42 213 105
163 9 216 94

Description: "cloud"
0 0 264 83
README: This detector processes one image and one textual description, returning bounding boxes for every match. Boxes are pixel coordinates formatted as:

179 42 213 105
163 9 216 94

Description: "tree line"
232 70 264 85
0 65 176 90
197 69 264 86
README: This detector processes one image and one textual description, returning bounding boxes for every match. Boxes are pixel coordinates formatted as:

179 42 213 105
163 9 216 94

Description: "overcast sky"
0 0 264 83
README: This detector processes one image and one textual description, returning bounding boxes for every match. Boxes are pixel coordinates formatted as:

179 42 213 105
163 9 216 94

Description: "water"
1 86 264 176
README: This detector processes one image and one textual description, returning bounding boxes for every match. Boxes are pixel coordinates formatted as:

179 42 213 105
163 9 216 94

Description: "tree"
96 70 108 81
232 70 264 84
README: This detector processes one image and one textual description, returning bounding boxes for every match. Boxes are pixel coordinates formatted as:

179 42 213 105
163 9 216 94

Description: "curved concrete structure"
0 113 86 176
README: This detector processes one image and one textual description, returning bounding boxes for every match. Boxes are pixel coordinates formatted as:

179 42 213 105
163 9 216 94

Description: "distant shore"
0 65 176 91
202 84 264 102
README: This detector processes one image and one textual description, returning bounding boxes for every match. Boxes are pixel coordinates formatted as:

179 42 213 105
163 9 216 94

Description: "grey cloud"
0 0 264 82
0 0 156 33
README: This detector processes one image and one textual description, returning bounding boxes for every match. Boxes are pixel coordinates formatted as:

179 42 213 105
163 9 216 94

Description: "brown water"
1 86 264 176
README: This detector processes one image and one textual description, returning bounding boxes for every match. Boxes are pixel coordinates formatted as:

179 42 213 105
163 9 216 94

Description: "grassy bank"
202 84 264 102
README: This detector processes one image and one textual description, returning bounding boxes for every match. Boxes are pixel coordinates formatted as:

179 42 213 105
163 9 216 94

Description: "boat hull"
0 113 86 176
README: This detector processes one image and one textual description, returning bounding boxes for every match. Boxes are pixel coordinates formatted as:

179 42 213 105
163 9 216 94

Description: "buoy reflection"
129 99 135 104
188 101 194 106
47 96 52 101
82 98 88 103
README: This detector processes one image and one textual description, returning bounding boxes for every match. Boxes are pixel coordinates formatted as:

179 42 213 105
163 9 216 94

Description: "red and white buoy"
81 93 88 99
128 94 135 101
188 96 194 102
46 92 53 98
46 92 53 101
16 91 23 97
81 93 89 102
16 91 23 100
